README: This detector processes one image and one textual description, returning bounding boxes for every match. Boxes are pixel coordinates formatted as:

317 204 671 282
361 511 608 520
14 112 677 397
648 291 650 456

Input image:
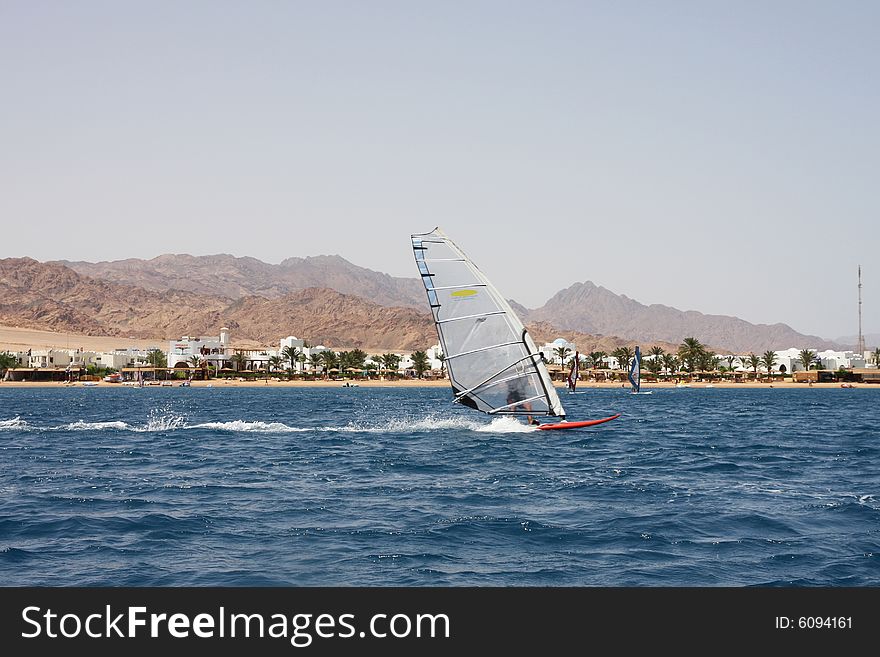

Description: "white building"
817 349 866 370
540 338 577 366
167 326 231 369
95 348 154 370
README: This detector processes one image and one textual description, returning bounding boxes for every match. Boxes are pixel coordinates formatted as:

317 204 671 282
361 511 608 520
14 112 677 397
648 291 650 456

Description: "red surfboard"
537 414 620 430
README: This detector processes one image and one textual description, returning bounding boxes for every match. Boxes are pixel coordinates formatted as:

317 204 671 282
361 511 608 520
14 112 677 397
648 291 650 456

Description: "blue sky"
1 1 877 340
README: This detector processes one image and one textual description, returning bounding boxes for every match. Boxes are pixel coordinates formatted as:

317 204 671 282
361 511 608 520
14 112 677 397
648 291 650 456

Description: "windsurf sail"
568 351 579 392
628 346 641 393
411 228 565 418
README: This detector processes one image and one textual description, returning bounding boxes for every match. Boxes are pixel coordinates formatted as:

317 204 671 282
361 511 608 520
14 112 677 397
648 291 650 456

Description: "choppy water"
0 386 877 586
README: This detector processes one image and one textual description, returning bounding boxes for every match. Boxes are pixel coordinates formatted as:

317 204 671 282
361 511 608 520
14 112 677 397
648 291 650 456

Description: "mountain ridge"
14 253 845 353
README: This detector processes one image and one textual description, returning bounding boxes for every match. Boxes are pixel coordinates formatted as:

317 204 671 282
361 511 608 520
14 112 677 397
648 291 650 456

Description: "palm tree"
747 353 761 379
799 349 816 372
282 346 301 376
662 353 678 378
268 355 284 374
410 350 430 378
613 346 634 373
872 347 880 369
553 346 572 369
761 351 777 380
230 351 248 373
320 350 338 377
645 356 663 378
146 348 167 379
589 351 607 370
649 346 664 361
726 355 737 371
437 352 446 376
381 353 401 378
308 353 323 375
349 349 367 370
678 337 705 373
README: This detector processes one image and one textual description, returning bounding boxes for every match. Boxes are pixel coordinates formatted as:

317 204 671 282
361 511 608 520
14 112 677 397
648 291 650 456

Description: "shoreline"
0 379 874 389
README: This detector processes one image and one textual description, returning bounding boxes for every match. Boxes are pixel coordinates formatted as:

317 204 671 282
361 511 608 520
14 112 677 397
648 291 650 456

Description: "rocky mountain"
57 253 425 308
5 256 841 354
0 258 435 350
525 282 840 353
834 333 880 350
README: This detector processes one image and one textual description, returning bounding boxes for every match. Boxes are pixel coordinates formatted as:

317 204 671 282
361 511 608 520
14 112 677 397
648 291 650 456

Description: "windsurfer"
506 378 539 425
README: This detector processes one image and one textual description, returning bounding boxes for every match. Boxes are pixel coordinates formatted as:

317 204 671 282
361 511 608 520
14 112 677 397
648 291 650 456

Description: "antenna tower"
857 265 865 355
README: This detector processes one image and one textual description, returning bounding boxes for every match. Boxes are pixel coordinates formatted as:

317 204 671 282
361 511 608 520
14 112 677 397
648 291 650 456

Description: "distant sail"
411 228 565 418
628 346 641 393
568 351 579 392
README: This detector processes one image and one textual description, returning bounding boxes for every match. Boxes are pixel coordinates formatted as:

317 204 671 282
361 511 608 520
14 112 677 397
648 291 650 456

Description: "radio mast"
857 265 865 356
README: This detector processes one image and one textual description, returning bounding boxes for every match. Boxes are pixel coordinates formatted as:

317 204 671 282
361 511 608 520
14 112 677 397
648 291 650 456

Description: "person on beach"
506 377 539 425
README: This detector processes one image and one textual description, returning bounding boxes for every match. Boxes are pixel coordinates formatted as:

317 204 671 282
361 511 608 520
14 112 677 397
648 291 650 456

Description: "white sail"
411 228 565 418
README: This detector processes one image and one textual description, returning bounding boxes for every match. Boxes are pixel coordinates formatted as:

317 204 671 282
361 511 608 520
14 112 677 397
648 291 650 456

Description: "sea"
0 386 877 586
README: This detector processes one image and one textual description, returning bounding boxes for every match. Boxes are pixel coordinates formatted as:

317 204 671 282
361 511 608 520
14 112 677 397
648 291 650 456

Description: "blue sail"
628 346 641 393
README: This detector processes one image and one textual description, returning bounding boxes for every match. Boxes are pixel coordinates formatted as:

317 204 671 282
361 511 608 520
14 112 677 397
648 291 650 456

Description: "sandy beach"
0 378 872 389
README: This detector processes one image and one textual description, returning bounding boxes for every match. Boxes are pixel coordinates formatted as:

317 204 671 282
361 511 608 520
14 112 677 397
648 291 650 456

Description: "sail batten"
411 227 565 418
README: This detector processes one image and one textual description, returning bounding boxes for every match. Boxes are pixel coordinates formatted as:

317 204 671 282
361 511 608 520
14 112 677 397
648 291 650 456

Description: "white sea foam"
189 420 308 433
316 414 537 434
63 420 131 431
0 416 30 430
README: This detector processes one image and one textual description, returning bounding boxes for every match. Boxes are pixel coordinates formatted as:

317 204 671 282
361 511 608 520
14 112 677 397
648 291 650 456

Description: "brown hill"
525 282 840 353
58 253 425 308
0 258 436 351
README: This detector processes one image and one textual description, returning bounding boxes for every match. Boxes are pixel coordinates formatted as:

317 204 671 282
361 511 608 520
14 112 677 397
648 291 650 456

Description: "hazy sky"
2 1 877 340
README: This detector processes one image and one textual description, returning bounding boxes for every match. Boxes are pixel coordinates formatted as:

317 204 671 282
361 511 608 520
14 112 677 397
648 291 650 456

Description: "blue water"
1 386 878 586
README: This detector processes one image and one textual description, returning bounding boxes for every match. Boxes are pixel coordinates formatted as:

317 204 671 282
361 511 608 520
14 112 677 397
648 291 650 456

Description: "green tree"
410 350 430 378
308 353 323 374
645 355 663 377
437 352 446 376
726 355 737 371
553 346 572 368
678 337 705 373
872 348 880 369
799 349 817 372
662 353 678 377
747 353 761 379
147 349 167 368
0 351 17 376
320 350 339 375
230 351 248 373
381 353 401 377
349 349 367 369
761 351 777 379
613 346 634 372
589 351 607 369
282 346 301 376
649 346 665 361
268 355 284 373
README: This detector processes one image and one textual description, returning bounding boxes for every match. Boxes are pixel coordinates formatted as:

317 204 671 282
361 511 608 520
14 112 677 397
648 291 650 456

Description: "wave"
319 414 537 434
63 420 131 431
1 412 537 435
0 416 30 430
189 420 309 433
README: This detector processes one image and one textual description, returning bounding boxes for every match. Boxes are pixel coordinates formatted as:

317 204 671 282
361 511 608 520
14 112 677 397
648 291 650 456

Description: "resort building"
95 348 154 370
540 338 577 366
167 327 231 369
